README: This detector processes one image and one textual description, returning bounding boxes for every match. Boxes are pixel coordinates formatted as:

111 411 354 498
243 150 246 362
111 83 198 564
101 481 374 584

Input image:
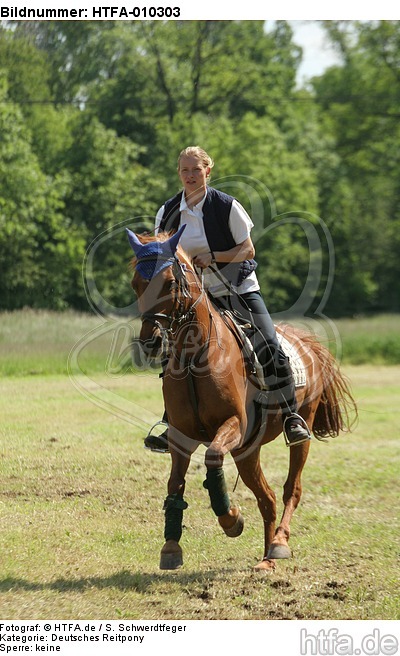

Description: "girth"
185 358 209 439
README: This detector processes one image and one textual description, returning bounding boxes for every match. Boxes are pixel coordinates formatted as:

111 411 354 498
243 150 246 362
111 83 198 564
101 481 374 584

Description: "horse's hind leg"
233 446 278 572
267 439 311 560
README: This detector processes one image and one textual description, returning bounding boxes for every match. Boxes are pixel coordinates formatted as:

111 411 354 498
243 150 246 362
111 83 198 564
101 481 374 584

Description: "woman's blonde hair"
177 146 214 173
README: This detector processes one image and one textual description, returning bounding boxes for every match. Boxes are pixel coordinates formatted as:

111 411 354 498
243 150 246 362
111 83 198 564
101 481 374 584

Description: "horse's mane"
136 231 172 245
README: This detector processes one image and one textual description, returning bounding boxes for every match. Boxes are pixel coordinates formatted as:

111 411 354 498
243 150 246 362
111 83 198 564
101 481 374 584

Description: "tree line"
0 20 398 317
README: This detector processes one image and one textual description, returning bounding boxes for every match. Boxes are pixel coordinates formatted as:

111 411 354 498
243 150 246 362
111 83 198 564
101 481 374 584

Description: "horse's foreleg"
204 416 244 538
234 446 277 572
160 436 194 570
267 439 311 560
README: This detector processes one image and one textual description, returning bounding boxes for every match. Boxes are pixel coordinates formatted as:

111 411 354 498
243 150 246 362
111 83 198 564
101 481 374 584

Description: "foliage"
0 75 83 310
0 21 399 316
313 20 400 315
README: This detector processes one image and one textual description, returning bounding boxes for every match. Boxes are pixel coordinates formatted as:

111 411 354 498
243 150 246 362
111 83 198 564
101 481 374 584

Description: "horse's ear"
165 224 186 255
126 228 143 255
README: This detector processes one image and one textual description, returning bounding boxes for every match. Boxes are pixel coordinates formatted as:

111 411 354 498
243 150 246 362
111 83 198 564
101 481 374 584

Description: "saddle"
217 308 306 390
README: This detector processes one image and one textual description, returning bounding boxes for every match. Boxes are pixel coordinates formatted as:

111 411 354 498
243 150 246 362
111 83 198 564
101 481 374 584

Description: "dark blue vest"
159 187 257 287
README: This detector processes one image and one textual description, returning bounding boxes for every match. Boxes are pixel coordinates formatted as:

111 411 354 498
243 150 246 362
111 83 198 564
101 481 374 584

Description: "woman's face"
178 155 210 199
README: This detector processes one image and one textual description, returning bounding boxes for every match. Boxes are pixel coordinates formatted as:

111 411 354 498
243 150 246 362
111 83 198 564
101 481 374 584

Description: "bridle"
135 253 206 336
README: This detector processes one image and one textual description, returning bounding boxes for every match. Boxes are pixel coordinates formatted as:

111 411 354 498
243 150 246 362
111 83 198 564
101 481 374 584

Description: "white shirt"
155 190 259 296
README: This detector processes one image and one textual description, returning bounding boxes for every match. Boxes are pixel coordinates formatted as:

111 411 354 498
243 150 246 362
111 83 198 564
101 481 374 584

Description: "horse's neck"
170 262 216 360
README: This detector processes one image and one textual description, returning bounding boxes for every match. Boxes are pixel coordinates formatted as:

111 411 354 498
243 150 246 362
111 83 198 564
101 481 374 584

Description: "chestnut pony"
127 226 356 572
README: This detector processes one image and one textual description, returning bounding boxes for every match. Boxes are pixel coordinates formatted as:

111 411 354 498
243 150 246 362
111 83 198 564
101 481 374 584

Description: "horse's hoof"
223 512 244 538
254 558 276 573
160 551 183 570
160 541 183 570
266 543 292 559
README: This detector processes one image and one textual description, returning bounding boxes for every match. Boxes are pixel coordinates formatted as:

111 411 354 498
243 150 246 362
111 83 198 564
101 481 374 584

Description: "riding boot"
264 354 311 447
144 410 170 453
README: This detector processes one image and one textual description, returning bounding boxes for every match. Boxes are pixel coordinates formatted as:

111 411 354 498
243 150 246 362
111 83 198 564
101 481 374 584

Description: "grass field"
0 311 399 620
0 310 400 378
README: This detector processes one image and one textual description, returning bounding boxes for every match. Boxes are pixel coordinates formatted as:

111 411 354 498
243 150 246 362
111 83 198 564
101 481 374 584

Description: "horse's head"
127 225 187 358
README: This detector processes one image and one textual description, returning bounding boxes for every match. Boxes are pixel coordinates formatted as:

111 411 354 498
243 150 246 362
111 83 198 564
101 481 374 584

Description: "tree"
0 74 85 310
0 26 73 175
60 114 164 309
312 20 400 314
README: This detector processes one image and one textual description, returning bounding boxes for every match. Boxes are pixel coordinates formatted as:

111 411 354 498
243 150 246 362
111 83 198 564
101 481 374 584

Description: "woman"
144 146 310 451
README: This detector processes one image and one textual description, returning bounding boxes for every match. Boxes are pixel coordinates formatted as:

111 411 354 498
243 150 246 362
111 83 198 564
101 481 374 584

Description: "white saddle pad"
277 331 307 388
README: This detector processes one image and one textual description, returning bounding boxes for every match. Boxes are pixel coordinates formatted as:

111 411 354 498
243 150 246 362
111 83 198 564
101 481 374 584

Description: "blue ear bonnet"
134 242 175 281
126 225 186 281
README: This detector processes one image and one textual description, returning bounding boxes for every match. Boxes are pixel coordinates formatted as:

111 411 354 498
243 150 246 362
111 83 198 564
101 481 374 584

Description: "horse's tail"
300 330 357 439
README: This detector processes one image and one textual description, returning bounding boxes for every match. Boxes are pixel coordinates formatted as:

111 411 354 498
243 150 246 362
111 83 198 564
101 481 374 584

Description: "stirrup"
283 413 311 447
144 420 169 453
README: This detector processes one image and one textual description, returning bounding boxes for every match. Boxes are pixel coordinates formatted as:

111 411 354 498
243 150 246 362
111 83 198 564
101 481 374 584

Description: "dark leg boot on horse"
144 411 169 453
160 492 188 569
203 467 244 537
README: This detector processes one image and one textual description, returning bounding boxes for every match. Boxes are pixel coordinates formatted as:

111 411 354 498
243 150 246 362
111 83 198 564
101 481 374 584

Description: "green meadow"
1 310 400 377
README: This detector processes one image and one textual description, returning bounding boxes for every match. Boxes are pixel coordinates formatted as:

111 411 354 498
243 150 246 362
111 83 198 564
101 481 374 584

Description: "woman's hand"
193 252 214 269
